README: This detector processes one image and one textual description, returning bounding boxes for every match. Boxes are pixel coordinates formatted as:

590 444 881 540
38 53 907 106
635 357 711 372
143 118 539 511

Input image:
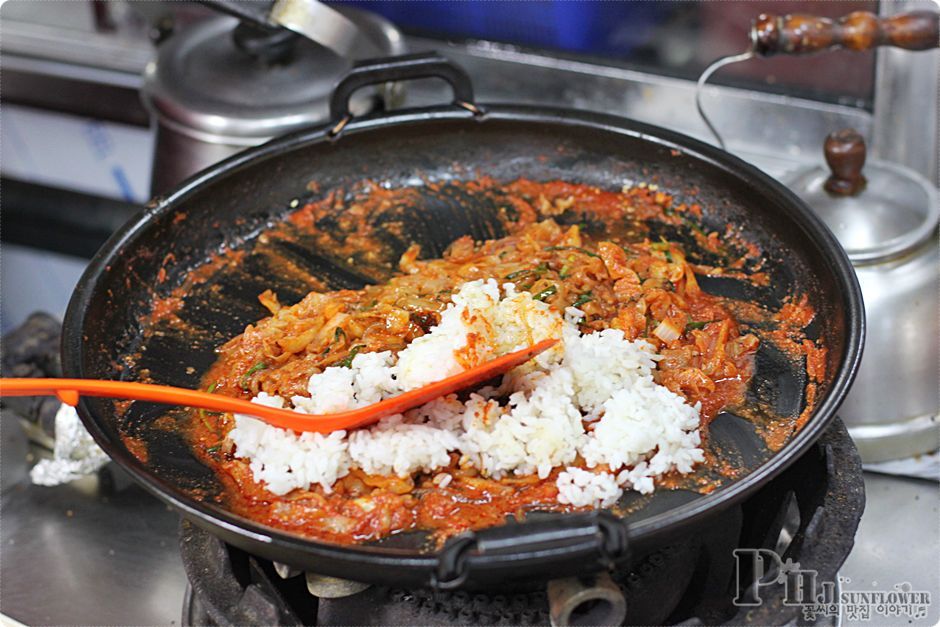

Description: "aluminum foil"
30 403 110 485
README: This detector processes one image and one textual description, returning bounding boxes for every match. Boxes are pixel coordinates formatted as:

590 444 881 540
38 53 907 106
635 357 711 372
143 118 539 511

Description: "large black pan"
62 54 863 590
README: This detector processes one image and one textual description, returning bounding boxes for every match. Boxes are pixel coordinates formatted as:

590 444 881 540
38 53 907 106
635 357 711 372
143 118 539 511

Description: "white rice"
229 279 704 507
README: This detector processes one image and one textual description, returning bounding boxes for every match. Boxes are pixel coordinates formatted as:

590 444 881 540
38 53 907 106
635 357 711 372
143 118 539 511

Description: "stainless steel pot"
141 6 404 195
786 129 939 462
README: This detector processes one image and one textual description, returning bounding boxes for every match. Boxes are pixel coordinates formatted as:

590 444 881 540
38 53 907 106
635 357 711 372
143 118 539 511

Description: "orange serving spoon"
0 339 557 434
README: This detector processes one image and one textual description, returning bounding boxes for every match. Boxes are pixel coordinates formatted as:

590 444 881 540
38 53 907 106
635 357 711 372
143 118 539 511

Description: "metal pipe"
547 572 627 627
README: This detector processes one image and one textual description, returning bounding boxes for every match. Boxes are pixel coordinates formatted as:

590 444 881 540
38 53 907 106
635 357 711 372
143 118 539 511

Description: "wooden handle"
752 11 939 56
824 129 867 197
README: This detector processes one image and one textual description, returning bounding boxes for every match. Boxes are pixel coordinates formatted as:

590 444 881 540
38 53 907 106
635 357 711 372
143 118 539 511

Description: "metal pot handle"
199 0 384 59
328 52 480 136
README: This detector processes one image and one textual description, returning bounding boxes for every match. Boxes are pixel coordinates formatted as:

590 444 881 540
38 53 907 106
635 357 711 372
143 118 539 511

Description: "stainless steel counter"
2 414 937 626
840 473 940 626
0 417 185 625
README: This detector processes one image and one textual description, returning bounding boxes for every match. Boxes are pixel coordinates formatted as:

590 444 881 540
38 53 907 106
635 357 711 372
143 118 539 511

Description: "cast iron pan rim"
62 103 864 572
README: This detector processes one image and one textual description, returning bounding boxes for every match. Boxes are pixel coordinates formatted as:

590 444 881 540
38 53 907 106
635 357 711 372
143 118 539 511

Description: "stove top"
175 419 861 626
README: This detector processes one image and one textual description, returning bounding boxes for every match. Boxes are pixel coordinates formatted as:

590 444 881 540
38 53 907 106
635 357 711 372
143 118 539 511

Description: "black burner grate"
181 418 864 626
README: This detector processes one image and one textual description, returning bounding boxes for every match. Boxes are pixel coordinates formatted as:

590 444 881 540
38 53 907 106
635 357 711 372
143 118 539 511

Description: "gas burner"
180 418 863 626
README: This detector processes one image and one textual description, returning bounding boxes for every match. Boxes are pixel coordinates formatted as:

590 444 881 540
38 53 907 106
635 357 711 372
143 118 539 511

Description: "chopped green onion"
333 327 346 342
506 263 549 281
239 361 268 390
206 445 221 454
199 410 213 430
687 320 717 330
533 285 558 301
559 264 572 279
206 382 217 394
543 246 600 258
505 268 533 280
339 345 363 368
572 292 594 308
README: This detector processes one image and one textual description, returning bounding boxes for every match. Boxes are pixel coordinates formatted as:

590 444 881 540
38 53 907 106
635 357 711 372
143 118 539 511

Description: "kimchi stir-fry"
151 179 824 545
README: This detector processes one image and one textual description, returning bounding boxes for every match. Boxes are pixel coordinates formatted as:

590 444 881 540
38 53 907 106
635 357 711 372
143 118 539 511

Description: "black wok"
62 54 863 590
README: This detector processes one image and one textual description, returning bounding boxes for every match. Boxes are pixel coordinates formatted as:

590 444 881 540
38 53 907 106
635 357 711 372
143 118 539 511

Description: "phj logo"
733 548 931 622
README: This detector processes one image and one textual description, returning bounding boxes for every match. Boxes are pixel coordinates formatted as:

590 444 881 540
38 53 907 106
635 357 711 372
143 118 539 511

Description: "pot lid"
785 129 939 264
142 8 404 141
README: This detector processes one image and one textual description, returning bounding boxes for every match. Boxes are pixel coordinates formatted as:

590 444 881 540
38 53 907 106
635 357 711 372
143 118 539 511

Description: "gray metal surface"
0 14 876 176
841 473 940 627
2 1 936 186
872 0 940 185
0 414 185 626
420 39 874 172
0 0 153 75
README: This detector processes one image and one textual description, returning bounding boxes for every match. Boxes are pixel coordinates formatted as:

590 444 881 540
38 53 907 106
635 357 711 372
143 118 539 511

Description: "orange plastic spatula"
0 339 557 434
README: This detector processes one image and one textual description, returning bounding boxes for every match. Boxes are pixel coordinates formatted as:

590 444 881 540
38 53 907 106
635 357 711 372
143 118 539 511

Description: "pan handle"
328 52 479 136
198 0 275 28
751 10 939 56
432 511 630 590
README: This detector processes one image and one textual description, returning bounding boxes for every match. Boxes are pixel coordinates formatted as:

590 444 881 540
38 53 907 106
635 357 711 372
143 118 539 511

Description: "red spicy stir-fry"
165 179 824 546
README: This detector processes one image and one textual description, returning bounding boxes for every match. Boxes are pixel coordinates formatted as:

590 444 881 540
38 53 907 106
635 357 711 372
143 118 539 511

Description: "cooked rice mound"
230 279 704 507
